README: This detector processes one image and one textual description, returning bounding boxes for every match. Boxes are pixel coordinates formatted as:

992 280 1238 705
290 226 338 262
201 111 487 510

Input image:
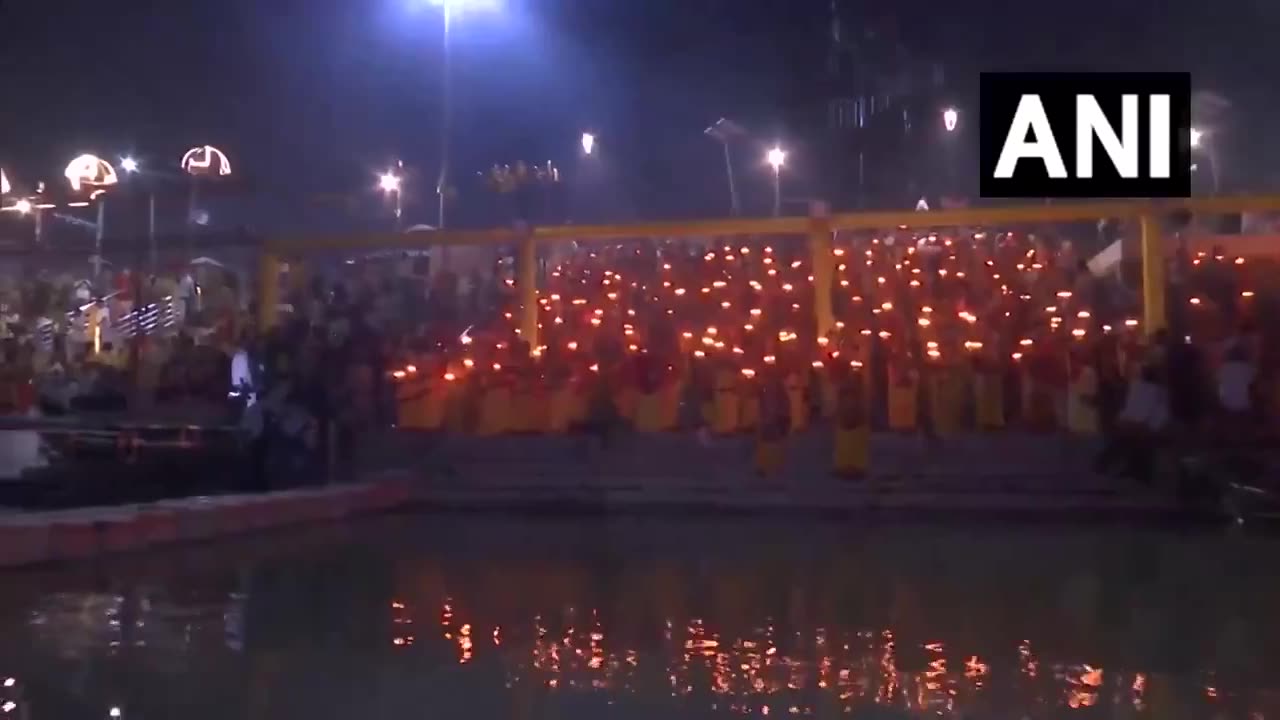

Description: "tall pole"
186 179 198 263
93 200 106 280
436 3 453 273
722 142 739 216
772 166 781 217
148 193 157 272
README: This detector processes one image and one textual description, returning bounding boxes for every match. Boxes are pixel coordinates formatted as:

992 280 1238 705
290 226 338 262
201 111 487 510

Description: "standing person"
754 370 789 478
1216 340 1256 438
833 364 870 480
1111 364 1170 485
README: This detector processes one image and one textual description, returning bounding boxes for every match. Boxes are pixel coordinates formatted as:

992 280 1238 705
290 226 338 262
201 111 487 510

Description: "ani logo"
64 154 119 192
181 145 232 177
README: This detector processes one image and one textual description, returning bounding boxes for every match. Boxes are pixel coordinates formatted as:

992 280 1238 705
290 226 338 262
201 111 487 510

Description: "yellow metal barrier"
261 195 1280 338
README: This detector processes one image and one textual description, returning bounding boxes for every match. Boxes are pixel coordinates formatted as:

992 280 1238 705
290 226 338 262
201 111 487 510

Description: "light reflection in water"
0 517 1277 718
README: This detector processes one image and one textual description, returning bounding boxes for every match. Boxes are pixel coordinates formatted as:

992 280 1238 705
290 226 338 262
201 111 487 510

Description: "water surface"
1 514 1276 718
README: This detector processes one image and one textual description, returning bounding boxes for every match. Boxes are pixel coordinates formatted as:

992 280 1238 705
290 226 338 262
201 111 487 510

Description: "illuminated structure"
256 195 1280 354
64 154 119 193
181 145 232 177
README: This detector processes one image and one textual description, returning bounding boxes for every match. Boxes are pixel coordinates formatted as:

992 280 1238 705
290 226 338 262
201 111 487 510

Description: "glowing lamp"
581 132 595 155
64 154 118 191
180 145 232 177
943 107 958 132
0 168 9 195
379 172 402 193
13 199 32 215
766 146 785 170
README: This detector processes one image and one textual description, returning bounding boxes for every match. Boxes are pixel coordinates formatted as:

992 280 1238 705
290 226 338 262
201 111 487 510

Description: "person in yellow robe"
785 371 809 433
927 361 966 436
833 367 870 479
711 365 741 435
754 373 789 477
887 358 919 431
973 354 1005 430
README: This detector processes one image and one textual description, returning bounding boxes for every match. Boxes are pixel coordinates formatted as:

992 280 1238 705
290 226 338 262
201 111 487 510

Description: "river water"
1 514 1276 718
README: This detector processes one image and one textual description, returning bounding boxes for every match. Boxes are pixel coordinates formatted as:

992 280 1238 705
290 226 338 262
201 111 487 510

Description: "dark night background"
1 0 1278 236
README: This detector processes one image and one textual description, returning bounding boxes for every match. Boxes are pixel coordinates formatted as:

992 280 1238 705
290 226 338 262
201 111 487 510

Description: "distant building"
820 0 959 210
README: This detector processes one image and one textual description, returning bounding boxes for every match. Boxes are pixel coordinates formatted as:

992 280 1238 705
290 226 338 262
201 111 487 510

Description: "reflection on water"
1 516 1278 718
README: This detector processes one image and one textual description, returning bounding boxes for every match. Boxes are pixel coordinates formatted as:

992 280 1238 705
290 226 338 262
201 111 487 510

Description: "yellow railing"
259 195 1280 345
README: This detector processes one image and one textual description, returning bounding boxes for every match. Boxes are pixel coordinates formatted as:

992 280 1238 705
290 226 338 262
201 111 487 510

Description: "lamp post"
1190 127 1220 194
119 156 159 270
705 117 746 216
379 165 404 230
65 154 119 280
766 146 785 217
180 144 233 260
420 0 499 276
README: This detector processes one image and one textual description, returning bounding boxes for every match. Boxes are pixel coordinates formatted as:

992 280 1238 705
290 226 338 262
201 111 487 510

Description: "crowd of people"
0 225 1275 491
390 228 1278 485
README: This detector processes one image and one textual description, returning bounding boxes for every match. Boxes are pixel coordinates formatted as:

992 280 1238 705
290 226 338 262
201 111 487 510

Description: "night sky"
2 0 1278 232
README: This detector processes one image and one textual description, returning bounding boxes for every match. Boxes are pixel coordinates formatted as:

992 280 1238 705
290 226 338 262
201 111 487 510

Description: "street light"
581 132 595 156
120 156 139 174
421 0 500 231
13 199 31 215
379 165 404 229
943 107 958 132
1189 127 1220 193
379 172 402 193
704 117 746 216
65 154 119 278
766 146 785 217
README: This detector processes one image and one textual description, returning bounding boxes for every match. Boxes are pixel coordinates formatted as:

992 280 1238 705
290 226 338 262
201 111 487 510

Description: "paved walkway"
367 430 1272 520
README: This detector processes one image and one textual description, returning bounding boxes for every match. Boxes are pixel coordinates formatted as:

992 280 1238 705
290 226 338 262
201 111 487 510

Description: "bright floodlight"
121 157 139 173
379 172 402 193
425 0 500 12
943 107 958 132
0 169 9 195
766 146 786 170
1190 127 1203 148
581 132 595 155
65 154 119 191
14 199 32 215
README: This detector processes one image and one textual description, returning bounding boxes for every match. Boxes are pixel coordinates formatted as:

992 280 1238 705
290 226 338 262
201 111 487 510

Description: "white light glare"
943 107 958 132
121 157 139 173
581 132 595 155
425 0 500 13
766 146 785 170
14 199 32 215
1190 127 1203 148
379 172 402 193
